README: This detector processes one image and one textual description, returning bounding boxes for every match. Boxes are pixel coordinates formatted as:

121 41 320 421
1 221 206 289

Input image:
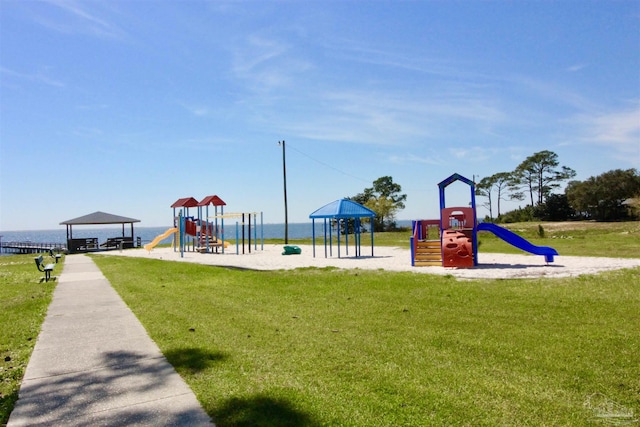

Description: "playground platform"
7 254 212 426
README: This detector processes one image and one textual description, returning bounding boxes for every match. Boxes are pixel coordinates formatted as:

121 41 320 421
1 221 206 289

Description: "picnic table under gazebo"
60 211 141 253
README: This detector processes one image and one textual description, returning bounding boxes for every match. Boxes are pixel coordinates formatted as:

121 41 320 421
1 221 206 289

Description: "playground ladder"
413 239 442 267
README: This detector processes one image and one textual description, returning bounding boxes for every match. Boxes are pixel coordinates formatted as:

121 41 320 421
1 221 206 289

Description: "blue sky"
1 1 639 231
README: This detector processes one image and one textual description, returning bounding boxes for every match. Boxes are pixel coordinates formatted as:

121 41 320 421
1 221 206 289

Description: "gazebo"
60 211 141 253
309 199 376 258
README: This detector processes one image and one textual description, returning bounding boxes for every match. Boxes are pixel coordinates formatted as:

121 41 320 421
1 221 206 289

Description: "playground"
144 195 264 257
111 174 640 278
410 173 558 268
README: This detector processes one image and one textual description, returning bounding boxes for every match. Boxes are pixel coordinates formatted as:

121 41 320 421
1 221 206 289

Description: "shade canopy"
60 211 140 225
60 211 140 253
309 199 376 219
309 199 376 258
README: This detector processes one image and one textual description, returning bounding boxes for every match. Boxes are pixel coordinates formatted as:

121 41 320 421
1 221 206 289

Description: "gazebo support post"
370 223 374 257
329 220 332 257
323 219 328 258
312 219 316 257
345 220 349 257
355 218 361 257
337 219 341 258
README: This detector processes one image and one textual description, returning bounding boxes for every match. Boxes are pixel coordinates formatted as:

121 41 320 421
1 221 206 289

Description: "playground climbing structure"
410 173 558 268
146 195 264 256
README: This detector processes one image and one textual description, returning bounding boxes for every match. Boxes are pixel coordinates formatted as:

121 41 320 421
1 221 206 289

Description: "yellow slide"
144 228 178 251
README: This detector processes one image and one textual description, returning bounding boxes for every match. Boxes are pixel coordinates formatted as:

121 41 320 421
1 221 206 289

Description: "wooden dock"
0 241 67 255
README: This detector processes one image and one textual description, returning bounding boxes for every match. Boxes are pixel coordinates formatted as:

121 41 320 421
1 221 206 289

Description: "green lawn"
1 221 639 426
0 254 58 425
90 256 639 426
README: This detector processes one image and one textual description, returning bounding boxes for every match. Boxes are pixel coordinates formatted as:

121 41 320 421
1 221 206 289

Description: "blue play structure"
411 173 558 267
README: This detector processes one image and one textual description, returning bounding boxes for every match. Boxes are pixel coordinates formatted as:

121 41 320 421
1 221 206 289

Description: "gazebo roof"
198 195 226 206
309 199 376 219
171 197 199 208
60 211 140 225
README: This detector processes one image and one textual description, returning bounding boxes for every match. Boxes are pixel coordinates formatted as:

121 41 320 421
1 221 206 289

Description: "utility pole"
279 140 289 243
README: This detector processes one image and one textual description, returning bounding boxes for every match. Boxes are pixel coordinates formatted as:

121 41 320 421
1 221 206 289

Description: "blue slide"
477 223 558 263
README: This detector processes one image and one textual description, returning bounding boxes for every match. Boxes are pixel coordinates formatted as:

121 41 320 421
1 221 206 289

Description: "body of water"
0 220 413 250
0 223 316 247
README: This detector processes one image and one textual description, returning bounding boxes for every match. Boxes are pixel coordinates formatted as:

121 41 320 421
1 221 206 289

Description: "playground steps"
413 239 442 267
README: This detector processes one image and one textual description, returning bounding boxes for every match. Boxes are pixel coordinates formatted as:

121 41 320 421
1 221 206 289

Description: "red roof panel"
198 195 226 206
171 197 199 208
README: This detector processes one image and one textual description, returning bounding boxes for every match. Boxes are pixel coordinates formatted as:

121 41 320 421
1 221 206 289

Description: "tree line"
342 150 638 232
476 150 640 222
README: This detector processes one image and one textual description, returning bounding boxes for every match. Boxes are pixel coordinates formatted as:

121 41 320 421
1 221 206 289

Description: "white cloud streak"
230 35 312 91
271 88 505 149
0 66 65 88
570 103 640 165
587 106 640 144
34 0 127 40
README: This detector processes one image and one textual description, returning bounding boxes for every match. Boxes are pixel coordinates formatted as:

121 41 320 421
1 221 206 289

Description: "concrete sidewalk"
8 254 213 426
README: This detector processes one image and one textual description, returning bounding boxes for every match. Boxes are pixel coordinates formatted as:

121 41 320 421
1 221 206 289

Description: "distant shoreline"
0 221 413 247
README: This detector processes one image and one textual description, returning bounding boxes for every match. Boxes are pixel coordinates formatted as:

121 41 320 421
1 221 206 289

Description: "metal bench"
34 255 56 282
49 249 63 263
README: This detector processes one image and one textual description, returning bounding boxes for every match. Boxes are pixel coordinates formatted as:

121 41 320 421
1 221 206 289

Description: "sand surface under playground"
96 244 640 280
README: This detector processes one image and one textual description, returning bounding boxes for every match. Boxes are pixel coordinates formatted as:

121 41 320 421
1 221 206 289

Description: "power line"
286 143 371 184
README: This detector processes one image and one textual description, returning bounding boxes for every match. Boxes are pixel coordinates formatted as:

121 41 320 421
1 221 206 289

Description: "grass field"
1 221 639 426
0 254 58 425
90 258 639 427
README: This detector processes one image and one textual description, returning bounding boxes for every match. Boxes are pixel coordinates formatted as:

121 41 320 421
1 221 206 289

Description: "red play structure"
143 195 265 256
170 195 227 253
411 173 558 268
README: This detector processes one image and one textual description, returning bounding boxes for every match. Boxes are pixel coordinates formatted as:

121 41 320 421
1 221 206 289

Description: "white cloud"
572 103 640 165
179 102 212 117
270 87 506 149
562 101 640 168
588 106 640 144
322 37 477 81
232 35 289 74
35 0 127 40
566 63 587 72
509 74 597 112
447 146 492 162
229 34 312 91
0 66 65 88
388 153 441 165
